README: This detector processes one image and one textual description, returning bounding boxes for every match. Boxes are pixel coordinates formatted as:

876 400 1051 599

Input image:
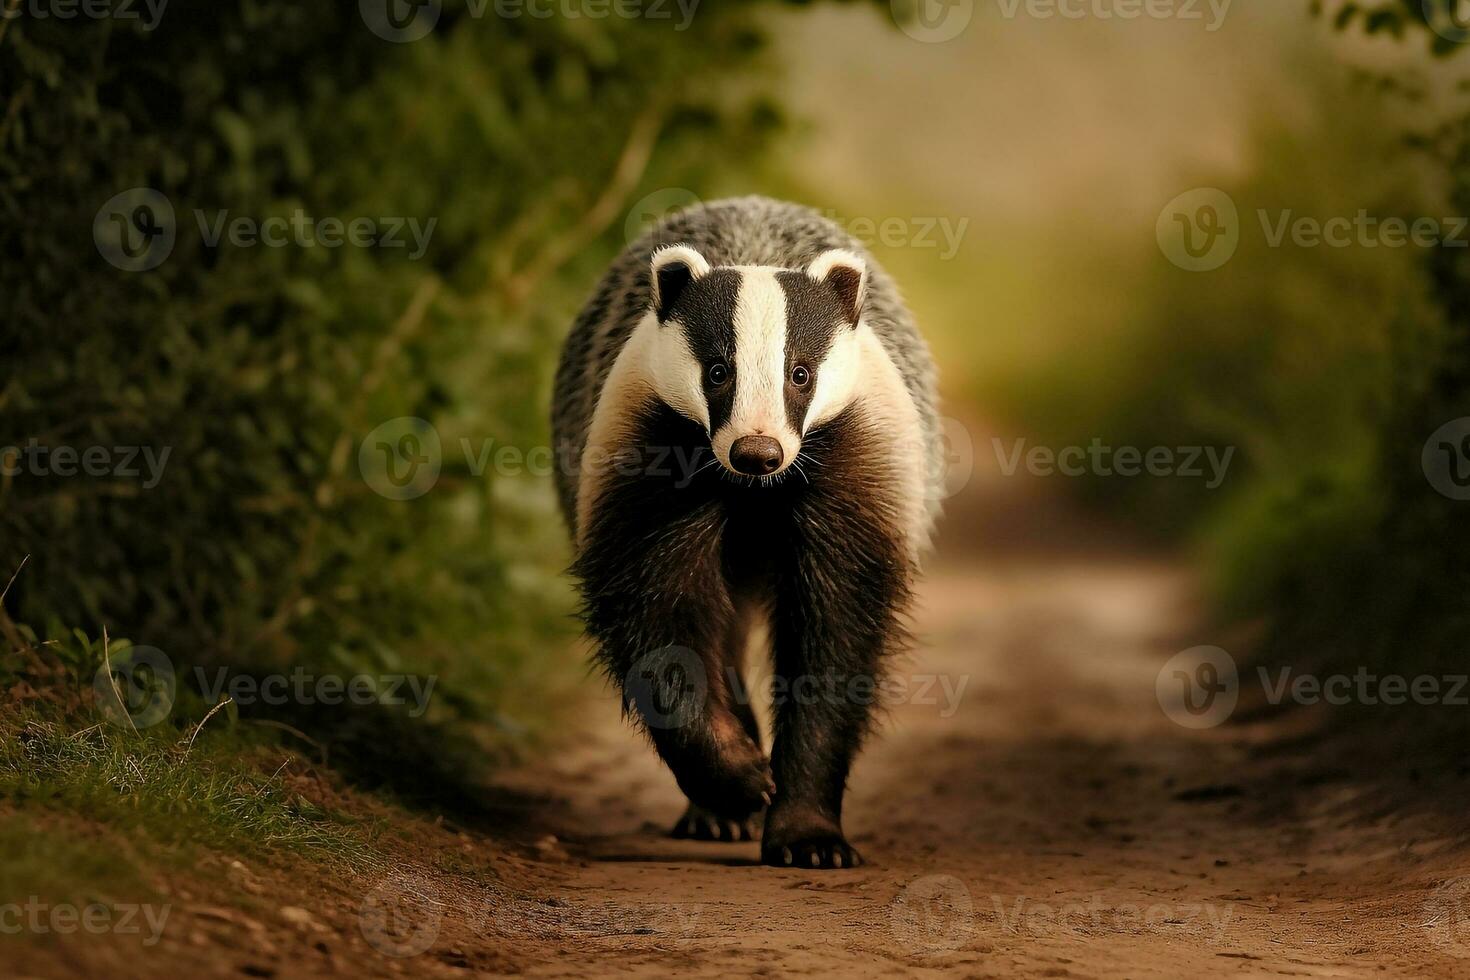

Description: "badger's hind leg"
671 603 766 841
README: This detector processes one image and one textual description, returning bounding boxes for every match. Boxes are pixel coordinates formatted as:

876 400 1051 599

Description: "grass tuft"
0 706 379 869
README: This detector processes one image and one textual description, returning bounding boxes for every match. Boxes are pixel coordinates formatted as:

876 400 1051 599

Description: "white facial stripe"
731 267 791 439
702 267 801 474
648 314 709 432
803 324 863 434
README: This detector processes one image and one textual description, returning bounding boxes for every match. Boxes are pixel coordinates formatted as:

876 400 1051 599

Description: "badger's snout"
729 435 784 476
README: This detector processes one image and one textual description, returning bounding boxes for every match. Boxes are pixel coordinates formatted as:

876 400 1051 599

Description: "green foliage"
1316 0 1470 55
986 8 1470 720
1253 0 1470 684
985 62 1438 539
0 2 796 745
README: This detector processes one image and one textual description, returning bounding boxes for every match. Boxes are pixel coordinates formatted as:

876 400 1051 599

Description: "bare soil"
11 470 1470 979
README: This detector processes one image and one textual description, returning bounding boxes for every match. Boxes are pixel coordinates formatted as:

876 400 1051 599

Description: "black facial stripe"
776 270 847 434
667 268 742 434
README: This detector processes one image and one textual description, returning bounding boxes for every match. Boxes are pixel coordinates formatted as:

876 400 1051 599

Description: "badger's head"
644 244 867 480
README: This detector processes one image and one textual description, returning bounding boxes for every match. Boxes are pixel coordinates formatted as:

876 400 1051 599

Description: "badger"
551 196 941 869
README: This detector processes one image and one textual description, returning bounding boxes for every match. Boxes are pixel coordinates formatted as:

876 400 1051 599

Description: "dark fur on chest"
576 402 908 609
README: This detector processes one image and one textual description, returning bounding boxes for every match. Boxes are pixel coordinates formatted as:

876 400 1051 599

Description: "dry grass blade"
0 554 28 607
243 719 329 766
101 626 139 736
184 697 236 756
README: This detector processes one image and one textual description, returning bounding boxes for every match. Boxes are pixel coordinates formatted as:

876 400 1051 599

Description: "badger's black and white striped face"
646 245 868 480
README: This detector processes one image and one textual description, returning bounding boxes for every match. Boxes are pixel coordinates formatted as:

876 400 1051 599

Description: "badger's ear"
650 245 711 321
806 248 867 325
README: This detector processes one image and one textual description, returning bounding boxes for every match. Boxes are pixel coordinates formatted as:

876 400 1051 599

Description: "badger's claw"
761 833 863 869
670 803 755 842
657 714 774 822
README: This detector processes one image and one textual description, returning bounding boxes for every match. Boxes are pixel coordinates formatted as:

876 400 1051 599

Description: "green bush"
977 9 1470 730
1207 5 1470 689
0 1 798 742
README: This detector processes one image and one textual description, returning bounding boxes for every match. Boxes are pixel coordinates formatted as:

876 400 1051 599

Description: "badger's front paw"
686 741 775 821
670 803 756 841
660 715 774 822
762 807 863 869
762 832 862 869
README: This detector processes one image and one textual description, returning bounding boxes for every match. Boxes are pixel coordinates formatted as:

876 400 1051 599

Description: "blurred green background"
1 0 1467 772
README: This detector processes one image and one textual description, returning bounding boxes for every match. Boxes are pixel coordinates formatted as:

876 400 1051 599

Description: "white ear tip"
651 244 711 278
806 248 866 283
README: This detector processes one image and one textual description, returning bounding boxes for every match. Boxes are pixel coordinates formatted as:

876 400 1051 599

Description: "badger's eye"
790 365 812 388
707 362 729 387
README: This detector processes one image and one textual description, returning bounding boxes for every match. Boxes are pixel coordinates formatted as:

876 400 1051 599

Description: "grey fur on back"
551 195 941 531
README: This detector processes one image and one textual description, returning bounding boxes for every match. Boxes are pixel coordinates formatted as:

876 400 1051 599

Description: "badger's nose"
730 435 784 476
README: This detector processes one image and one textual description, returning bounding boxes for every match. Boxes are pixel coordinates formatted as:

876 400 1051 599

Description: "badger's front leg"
671 604 766 841
762 481 912 869
576 462 774 823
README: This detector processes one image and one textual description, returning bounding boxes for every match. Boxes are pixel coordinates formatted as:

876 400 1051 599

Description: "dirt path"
11 471 1470 979
468 476 1470 979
